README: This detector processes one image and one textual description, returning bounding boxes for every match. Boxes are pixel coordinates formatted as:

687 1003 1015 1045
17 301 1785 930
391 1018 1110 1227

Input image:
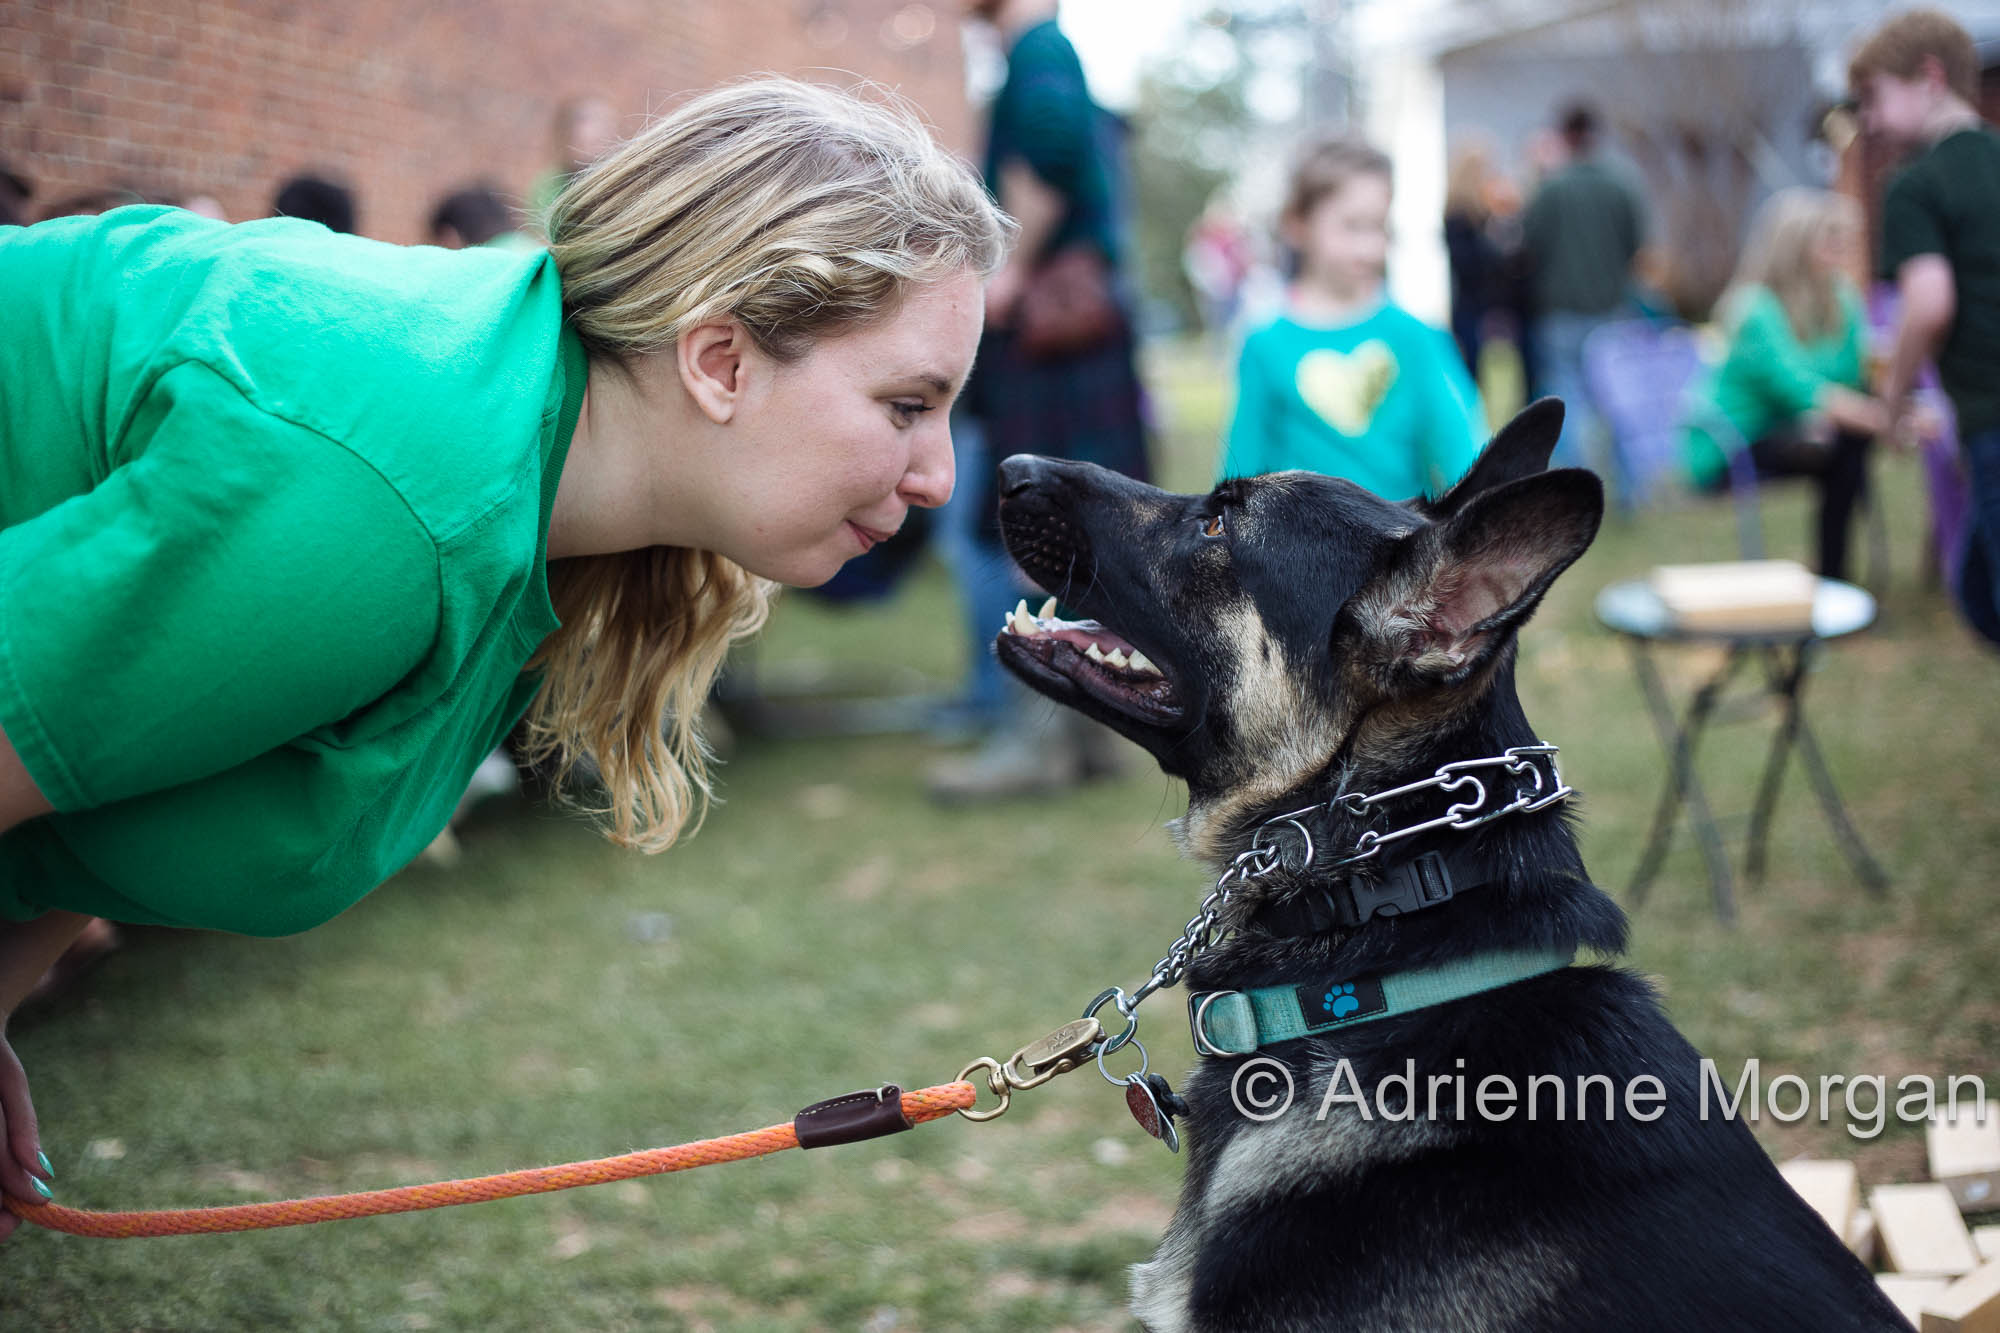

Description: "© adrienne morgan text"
1227 1057 1990 1140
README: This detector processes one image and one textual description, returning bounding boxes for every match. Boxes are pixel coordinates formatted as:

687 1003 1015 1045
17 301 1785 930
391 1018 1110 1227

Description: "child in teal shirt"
1221 138 1487 500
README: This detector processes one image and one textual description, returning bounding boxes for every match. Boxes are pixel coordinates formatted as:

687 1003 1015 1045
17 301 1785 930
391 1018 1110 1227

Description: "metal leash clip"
956 1016 1104 1122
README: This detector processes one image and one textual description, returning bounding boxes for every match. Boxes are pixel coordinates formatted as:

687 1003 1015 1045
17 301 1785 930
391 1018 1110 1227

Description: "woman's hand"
1896 399 1949 452
0 1026 52 1239
0 720 55 841
1820 386 1892 441
0 910 92 1239
984 262 1026 329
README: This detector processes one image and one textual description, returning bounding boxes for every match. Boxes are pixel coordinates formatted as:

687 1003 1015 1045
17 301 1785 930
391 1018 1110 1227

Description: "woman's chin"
747 549 844 590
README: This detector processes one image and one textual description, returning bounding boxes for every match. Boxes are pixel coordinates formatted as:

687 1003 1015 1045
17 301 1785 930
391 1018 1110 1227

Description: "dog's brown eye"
1202 514 1226 538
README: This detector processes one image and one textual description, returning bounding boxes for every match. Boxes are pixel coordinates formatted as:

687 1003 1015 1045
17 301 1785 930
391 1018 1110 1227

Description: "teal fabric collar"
1188 947 1575 1057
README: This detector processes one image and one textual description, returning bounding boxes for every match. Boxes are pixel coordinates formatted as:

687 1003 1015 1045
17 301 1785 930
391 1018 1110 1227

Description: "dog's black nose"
997 454 1058 499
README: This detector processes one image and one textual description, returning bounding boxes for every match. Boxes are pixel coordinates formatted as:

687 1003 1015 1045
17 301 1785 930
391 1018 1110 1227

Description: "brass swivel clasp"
955 1016 1104 1122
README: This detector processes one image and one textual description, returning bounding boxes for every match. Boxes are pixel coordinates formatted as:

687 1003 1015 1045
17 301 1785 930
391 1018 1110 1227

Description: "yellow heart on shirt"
1296 342 1399 436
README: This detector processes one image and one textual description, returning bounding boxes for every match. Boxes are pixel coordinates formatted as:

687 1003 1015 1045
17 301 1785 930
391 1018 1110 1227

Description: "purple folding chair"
1582 319 1763 556
1581 318 1704 511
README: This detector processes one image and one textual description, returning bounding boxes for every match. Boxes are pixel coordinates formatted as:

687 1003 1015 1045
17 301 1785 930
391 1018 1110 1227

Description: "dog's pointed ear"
1346 466 1603 688
1417 397 1566 520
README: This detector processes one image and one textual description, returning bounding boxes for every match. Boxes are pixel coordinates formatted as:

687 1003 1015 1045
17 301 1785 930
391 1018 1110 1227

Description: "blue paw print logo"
1322 983 1359 1018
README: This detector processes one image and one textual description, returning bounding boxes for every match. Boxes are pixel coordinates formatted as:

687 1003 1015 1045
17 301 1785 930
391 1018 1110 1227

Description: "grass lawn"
10 339 1998 1331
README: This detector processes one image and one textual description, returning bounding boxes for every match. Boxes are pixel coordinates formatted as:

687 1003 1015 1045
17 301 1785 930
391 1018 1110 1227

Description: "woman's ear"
677 320 750 424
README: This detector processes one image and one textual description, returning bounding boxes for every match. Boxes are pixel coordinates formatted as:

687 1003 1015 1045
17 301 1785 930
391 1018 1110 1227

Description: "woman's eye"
891 401 933 425
1201 514 1226 538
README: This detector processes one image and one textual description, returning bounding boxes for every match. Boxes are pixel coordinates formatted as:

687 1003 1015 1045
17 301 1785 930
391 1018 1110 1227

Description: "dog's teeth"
1014 598 1030 620
1129 650 1158 675
1009 604 1040 636
1084 643 1106 663
1105 648 1129 669
1038 596 1057 619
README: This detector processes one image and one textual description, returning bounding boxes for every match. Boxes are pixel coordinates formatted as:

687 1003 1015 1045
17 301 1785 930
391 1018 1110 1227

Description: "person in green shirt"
1677 188 1889 582
1853 8 2000 648
1521 102 1648 480
1219 136 1486 502
0 77 1010 1233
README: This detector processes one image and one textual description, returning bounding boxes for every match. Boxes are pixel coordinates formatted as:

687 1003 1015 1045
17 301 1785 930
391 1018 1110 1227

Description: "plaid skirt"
961 323 1151 534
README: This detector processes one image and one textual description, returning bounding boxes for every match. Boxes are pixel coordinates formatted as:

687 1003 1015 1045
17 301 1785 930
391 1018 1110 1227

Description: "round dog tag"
1124 1075 1181 1153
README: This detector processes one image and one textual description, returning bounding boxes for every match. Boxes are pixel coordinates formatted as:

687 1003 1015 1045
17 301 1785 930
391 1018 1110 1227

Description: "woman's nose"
901 420 955 509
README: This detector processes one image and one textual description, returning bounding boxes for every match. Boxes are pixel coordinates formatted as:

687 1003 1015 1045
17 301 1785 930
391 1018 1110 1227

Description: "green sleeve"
1221 332 1279 480
1730 290 1831 423
0 360 440 812
1001 32 1094 195
1879 166 1944 280
1419 324 1488 497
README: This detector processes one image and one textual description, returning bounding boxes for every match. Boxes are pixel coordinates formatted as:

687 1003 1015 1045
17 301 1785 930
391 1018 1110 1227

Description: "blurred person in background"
1443 140 1509 380
1677 188 1888 583
271 173 357 234
1184 194 1254 339
527 97 622 234
38 186 150 221
0 164 32 228
1521 101 1648 476
429 182 536 252
927 0 1150 802
1219 137 1485 502
0 79 1010 1235
1853 8 2000 648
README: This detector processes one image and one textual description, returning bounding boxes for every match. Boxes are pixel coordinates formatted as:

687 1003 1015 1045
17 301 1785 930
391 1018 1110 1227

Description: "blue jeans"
1531 309 1619 487
1955 426 2000 648
936 412 1021 723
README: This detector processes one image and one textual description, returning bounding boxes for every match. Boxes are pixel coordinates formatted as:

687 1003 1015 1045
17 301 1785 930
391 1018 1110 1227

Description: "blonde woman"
0 78 1010 1233
1679 188 1889 581
1442 140 1505 376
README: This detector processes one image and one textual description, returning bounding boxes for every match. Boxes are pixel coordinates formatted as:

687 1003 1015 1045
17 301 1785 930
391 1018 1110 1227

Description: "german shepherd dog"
991 401 1908 1332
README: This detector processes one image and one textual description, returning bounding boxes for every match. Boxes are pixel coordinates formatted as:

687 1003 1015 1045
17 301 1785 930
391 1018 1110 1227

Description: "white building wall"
1357 45 1453 326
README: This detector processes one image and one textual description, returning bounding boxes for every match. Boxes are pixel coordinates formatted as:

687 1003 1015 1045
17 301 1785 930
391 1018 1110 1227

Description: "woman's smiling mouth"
848 520 895 552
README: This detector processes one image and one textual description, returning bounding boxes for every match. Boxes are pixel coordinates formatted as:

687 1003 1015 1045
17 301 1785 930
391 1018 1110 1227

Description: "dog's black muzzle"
995 454 1097 600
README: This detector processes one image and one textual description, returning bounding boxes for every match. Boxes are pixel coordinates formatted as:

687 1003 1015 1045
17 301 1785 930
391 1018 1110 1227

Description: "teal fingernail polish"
32 1177 51 1199
36 1151 51 1176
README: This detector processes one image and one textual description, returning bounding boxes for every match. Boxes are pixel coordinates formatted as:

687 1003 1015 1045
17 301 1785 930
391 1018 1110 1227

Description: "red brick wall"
0 0 973 242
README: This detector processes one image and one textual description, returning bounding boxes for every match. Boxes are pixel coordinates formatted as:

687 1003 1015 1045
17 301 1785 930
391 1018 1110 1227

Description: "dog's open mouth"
995 598 1183 725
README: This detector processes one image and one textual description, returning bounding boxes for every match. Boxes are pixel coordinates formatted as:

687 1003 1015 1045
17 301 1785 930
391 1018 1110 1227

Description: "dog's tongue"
1047 622 1136 655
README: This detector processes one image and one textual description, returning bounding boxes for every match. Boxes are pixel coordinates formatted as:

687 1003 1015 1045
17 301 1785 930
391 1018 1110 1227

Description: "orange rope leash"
4 1081 976 1239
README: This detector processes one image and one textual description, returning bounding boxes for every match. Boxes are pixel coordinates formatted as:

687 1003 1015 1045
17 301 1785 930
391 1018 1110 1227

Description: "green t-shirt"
0 206 584 935
1879 126 2000 435
1522 159 1646 316
1678 282 1868 487
1219 303 1487 501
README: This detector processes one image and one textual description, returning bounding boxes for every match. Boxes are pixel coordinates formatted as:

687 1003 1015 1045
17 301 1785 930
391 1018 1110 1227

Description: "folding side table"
1593 577 1889 924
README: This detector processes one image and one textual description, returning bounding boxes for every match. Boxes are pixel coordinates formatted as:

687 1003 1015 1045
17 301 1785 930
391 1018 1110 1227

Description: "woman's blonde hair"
1443 142 1493 224
1722 187 1861 342
528 78 1011 853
